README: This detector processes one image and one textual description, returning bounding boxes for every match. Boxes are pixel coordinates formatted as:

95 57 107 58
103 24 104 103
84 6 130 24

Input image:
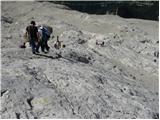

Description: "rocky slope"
1 1 159 119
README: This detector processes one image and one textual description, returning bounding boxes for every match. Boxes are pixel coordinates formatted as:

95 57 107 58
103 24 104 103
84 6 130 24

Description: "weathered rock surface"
1 1 159 119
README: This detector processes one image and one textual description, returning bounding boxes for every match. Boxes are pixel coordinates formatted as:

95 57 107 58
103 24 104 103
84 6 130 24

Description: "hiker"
38 25 51 53
26 21 39 54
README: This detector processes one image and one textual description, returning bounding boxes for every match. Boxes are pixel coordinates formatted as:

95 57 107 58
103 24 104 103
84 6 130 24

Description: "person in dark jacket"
39 26 50 53
26 21 39 54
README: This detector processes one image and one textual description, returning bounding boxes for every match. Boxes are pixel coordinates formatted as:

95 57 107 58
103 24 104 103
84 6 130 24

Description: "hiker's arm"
37 32 40 42
26 26 29 33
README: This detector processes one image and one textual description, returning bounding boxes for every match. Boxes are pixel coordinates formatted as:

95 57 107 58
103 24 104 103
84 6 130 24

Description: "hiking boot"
36 50 40 53
32 51 36 54
41 50 45 53
46 47 50 52
42 50 48 54
44 51 48 54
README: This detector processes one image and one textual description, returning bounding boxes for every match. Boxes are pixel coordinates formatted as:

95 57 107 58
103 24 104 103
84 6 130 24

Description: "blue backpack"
42 27 50 41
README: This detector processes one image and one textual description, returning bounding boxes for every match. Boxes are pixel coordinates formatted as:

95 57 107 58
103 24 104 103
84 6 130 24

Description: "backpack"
41 27 50 40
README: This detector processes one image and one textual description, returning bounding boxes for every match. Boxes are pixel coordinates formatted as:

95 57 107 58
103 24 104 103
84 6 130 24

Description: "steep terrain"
1 1 159 119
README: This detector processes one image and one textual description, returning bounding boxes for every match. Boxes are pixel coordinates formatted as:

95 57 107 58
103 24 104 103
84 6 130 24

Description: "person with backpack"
38 25 51 53
26 21 39 54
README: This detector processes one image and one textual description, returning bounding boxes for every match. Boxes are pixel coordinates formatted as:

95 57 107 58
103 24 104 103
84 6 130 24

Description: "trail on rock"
1 1 159 119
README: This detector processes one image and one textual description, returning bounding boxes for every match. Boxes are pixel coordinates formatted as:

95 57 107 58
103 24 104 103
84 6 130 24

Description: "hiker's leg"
41 39 45 52
30 40 36 54
35 42 40 53
45 40 50 51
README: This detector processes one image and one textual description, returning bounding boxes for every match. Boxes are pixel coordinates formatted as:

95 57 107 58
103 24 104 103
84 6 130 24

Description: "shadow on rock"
35 53 59 59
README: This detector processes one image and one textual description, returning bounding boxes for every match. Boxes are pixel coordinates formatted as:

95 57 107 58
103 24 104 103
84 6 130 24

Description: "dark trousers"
30 38 39 53
40 39 50 52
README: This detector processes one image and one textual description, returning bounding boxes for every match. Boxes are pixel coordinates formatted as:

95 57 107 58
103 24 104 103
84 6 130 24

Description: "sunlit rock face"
1 1 159 119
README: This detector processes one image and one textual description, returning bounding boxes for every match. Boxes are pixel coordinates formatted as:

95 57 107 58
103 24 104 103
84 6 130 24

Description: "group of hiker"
22 21 52 54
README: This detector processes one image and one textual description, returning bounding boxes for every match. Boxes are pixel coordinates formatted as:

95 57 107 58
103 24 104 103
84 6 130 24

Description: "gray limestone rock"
1 1 158 119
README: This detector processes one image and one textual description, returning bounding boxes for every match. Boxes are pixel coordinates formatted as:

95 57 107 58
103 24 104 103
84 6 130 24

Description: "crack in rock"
1 89 8 97
15 113 20 119
27 97 34 110
1 16 13 24
63 96 76 115
93 113 101 119
152 113 159 119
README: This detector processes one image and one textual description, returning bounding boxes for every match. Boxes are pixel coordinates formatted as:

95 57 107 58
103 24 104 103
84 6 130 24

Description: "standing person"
26 21 39 54
39 26 51 53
